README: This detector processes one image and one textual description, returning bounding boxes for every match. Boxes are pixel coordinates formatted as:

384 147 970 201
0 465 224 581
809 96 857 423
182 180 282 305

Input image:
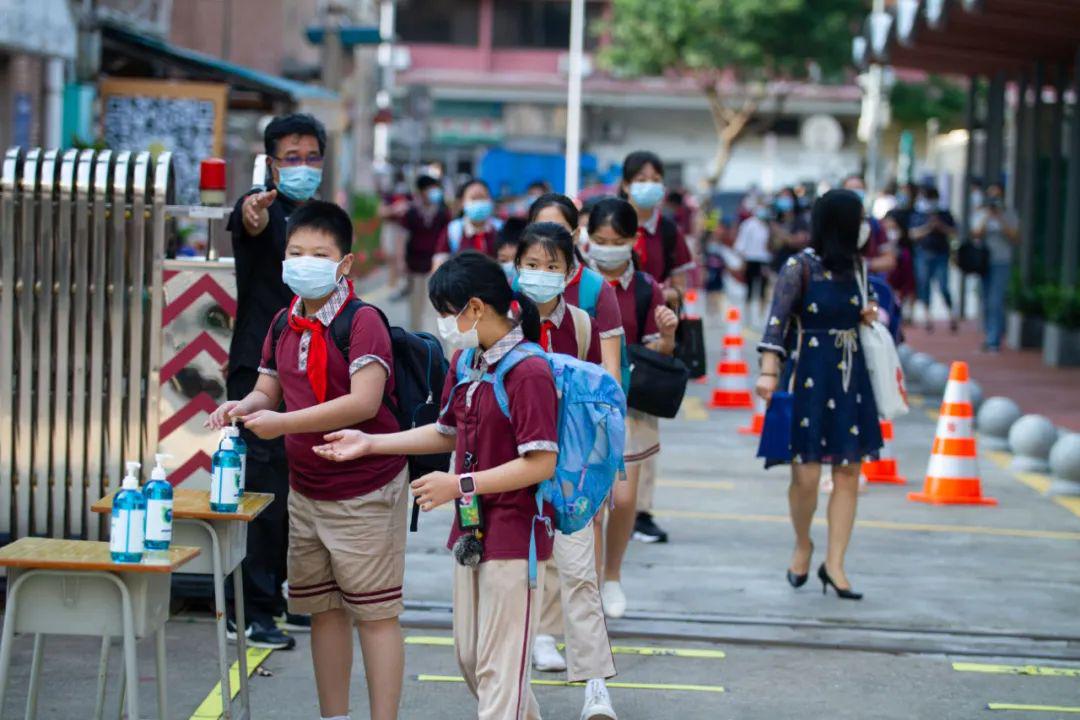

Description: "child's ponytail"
512 290 542 344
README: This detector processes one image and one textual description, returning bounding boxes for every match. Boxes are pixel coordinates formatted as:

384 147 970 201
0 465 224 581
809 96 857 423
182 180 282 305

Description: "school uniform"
434 217 503 258
633 209 696 284
258 279 409 622
535 298 617 684
436 326 559 720
564 264 625 342
401 203 451 332
595 261 665 512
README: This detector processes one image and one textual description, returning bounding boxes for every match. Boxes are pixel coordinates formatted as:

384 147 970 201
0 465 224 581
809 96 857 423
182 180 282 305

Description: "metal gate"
0 147 174 542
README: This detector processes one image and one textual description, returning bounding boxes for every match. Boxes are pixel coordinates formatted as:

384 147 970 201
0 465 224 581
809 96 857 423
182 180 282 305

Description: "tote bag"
857 262 909 420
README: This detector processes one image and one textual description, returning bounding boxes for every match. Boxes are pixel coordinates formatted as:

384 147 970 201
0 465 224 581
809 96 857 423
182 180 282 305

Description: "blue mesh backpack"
445 342 626 586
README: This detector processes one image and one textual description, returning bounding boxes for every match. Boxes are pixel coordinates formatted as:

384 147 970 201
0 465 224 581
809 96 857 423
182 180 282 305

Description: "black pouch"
626 344 691 419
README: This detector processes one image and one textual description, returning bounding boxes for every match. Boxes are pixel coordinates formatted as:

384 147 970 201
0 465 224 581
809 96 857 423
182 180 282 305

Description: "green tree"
601 0 865 187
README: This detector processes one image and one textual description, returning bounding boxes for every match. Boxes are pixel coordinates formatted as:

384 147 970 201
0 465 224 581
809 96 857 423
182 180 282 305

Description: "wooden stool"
93 489 273 720
0 538 199 720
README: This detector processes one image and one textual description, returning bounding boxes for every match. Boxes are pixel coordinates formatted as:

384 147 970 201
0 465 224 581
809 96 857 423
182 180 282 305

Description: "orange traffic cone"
908 362 997 506
710 306 754 409
863 420 906 484
683 288 705 320
738 392 766 435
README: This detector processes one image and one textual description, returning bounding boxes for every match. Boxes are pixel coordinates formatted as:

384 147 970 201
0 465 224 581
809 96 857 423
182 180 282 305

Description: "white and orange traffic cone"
863 420 907 484
738 392 766 435
709 306 754 410
683 288 705 320
908 362 997 506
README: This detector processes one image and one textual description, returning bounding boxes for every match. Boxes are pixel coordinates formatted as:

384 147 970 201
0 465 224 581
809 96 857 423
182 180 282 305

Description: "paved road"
3 284 1079 719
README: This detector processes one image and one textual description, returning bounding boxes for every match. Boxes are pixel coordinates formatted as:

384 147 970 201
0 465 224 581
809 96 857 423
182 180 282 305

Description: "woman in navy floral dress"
756 190 883 600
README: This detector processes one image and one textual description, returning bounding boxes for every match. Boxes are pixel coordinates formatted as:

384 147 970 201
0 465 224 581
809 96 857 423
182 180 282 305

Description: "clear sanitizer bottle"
211 436 242 512
144 453 174 551
110 461 146 563
222 423 247 496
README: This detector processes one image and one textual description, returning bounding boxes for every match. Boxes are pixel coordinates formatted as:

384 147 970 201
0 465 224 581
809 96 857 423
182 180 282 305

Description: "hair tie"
509 300 521 320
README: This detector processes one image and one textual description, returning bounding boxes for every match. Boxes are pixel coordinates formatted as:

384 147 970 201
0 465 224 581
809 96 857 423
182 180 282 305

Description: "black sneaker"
225 619 251 642
632 512 668 544
280 613 311 633
235 620 295 650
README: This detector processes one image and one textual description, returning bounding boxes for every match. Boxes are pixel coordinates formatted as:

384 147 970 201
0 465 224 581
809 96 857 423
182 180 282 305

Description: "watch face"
460 475 475 494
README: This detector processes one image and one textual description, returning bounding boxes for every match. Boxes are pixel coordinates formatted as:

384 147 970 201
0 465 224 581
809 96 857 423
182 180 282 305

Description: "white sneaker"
581 679 617 720
532 634 567 672
601 581 626 619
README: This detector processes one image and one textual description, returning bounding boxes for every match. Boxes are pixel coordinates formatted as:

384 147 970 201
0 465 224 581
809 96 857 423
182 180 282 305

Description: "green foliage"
1008 270 1043 316
890 76 967 129
1040 285 1080 329
600 0 865 83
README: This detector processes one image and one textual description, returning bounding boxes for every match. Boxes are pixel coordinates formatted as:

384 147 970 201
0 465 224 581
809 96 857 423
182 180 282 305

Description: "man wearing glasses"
224 113 328 650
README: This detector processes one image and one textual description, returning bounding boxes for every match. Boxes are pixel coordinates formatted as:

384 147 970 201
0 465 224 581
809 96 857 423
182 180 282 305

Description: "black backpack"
271 299 451 527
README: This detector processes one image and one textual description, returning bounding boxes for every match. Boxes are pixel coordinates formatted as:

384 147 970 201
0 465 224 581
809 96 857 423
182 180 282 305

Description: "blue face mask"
463 199 494 223
426 187 444 205
500 261 517 284
517 269 566 304
281 256 343 299
776 196 794 213
277 166 322 202
629 181 665 210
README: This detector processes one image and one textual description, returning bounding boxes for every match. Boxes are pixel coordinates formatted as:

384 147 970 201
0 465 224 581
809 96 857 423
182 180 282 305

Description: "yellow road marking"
983 449 1080 522
650 509 1080 541
1015 472 1052 494
681 396 709 421
189 646 273 719
417 675 725 693
658 479 736 491
910 396 926 408
986 450 1012 469
987 704 1080 714
953 662 1080 678
405 635 726 659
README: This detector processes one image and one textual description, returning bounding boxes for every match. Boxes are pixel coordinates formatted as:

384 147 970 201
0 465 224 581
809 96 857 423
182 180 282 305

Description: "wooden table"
0 538 200 720
92 489 273 720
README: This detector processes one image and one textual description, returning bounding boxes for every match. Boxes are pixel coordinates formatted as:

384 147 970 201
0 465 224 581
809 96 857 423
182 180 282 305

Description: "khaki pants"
538 522 616 682
454 559 545 720
635 455 658 512
408 271 432 335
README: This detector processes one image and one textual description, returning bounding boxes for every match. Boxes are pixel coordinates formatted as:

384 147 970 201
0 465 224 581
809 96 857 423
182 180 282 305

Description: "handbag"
957 239 990 276
626 344 690 419
674 317 707 378
856 262 909 420
756 317 800 463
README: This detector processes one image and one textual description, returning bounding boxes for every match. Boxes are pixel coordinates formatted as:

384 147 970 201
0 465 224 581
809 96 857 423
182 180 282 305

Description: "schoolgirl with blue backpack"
313 251 625 720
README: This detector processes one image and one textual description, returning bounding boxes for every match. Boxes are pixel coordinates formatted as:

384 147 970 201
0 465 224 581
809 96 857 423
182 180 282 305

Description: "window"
397 0 480 45
492 0 606 50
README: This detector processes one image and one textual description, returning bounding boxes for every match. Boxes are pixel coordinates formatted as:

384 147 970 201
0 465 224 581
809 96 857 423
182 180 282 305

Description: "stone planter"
1006 311 1044 350
1043 322 1080 367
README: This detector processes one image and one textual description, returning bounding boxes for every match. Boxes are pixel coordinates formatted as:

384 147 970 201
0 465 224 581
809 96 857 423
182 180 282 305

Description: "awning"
100 22 338 102
853 0 1080 76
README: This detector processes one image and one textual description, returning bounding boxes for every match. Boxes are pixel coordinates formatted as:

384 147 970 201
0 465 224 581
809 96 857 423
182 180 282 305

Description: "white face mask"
588 242 633 271
858 221 871 249
437 307 480 350
281 256 344 299
517 269 566 304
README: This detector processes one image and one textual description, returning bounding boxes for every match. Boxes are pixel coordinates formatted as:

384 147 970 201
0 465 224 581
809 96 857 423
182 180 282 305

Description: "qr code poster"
100 79 227 204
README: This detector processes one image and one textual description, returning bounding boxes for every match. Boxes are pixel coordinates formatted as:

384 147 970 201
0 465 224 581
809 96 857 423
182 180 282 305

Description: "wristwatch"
458 473 476 504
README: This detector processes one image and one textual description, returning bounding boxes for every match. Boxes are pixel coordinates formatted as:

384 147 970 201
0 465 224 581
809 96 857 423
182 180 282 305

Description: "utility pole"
563 0 585 198
319 1 346 201
865 0 887 203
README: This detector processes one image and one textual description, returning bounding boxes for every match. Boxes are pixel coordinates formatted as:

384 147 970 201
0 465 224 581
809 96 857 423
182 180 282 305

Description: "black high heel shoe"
818 563 863 600
786 542 813 588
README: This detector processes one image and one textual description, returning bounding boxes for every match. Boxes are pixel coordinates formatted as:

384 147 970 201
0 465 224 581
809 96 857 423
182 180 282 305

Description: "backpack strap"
490 342 545 418
448 219 463 254
329 297 366 360
658 216 679 281
528 487 552 589
439 348 480 418
567 304 592 362
633 272 653 344
267 308 290 371
576 267 603 317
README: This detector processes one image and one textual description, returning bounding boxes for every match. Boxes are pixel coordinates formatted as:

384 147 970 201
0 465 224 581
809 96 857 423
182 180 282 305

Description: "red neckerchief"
540 320 555 352
567 264 585 287
287 280 354 403
633 227 649 268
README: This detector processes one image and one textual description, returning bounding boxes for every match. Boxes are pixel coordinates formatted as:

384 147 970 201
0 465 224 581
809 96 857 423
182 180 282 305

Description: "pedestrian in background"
756 189 884 601
433 178 503 266
910 185 958 333
396 174 450 333
734 201 773 326
971 182 1020 353
224 112 329 650
881 208 917 323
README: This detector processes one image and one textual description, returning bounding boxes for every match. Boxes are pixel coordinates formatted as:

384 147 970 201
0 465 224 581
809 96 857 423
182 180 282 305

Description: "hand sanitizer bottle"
110 461 146 563
211 436 242 512
222 423 247 496
144 453 174 551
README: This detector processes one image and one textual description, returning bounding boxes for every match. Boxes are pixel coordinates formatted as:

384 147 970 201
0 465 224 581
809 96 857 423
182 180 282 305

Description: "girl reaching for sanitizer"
314 251 558 720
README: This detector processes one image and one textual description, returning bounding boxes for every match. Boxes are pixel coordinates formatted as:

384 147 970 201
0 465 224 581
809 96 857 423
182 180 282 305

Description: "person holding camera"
971 182 1020 353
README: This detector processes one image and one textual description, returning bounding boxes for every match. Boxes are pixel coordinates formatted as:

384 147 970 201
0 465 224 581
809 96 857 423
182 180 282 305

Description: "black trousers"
225 367 290 626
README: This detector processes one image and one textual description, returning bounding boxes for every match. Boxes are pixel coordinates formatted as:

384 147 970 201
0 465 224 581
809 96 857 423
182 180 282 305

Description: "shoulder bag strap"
567 304 592 362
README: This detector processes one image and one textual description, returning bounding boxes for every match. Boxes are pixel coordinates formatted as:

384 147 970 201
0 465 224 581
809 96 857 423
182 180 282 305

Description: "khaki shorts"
624 409 660 466
287 466 409 622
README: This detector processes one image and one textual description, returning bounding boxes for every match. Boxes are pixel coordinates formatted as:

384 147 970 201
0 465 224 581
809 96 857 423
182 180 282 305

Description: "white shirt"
735 217 772 263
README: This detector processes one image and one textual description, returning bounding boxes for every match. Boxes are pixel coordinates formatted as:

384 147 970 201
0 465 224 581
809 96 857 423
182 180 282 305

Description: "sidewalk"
2 294 1079 718
904 320 1080 431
